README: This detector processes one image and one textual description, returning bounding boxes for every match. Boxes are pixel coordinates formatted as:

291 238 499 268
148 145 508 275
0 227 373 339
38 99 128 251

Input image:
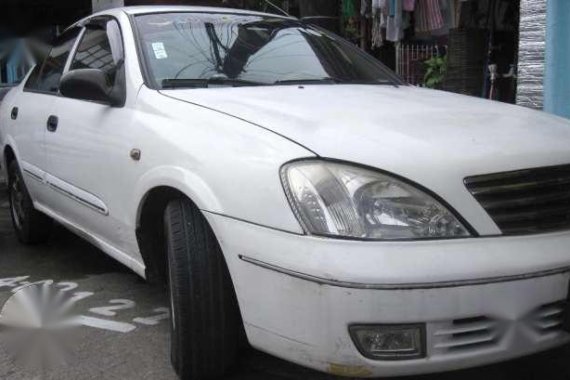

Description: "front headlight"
281 160 471 240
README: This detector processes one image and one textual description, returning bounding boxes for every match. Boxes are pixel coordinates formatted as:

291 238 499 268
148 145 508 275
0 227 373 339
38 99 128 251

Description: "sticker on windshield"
151 42 168 59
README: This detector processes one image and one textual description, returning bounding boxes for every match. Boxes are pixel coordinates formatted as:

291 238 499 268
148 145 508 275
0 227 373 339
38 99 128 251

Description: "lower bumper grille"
432 302 568 355
464 164 570 235
433 316 503 353
532 300 566 334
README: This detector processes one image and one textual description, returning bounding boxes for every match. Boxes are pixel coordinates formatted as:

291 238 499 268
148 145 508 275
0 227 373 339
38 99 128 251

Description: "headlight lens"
281 161 471 240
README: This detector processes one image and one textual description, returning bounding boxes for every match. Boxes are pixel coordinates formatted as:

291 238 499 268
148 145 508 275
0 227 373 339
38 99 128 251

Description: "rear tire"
164 198 241 380
7 160 52 244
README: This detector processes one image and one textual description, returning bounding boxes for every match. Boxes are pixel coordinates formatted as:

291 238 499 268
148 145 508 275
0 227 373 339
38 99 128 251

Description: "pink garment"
415 0 444 32
403 0 416 11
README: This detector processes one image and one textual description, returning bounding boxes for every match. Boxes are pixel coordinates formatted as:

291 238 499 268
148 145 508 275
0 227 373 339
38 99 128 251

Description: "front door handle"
47 115 58 132
11 107 18 120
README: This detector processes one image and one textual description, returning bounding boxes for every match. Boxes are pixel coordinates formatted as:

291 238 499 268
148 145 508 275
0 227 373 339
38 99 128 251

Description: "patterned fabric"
372 10 384 48
372 0 387 48
415 0 444 32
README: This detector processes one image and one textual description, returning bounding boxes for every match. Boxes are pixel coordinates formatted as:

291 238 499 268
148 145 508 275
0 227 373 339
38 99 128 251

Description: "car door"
9 28 81 204
44 17 135 252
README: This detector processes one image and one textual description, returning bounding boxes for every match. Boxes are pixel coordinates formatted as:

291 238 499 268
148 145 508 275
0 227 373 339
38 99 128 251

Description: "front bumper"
205 212 570 377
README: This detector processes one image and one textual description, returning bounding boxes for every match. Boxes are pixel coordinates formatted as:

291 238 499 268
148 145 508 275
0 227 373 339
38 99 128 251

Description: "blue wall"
544 0 570 119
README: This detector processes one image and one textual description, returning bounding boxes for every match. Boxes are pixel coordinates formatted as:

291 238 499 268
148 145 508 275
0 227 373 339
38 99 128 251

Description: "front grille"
464 164 570 235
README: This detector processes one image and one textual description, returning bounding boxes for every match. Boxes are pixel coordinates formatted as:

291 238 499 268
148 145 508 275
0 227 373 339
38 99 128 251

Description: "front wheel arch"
3 144 16 177
136 186 187 284
6 159 52 244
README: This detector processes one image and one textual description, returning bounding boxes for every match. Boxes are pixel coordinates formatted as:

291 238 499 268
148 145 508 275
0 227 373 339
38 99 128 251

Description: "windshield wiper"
273 78 341 85
162 77 398 88
273 77 398 86
161 78 266 89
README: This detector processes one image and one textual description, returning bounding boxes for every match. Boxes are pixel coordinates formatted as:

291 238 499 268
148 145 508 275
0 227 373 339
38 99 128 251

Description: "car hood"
161 85 570 234
161 85 570 174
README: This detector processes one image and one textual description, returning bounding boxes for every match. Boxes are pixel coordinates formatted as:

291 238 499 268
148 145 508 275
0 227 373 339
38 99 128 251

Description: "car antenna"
264 0 291 17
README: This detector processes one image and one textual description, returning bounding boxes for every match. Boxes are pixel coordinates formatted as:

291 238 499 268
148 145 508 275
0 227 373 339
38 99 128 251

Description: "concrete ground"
1 182 570 379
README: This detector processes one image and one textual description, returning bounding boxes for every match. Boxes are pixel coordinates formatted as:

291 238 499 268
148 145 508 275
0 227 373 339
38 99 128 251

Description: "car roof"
67 6 294 39
120 5 292 19
70 5 294 32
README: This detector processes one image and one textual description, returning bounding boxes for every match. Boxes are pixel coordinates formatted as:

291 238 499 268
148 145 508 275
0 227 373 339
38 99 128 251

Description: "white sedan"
2 6 570 379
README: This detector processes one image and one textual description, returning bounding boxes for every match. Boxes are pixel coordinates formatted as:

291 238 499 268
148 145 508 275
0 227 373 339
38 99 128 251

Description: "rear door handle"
47 115 58 132
11 107 18 120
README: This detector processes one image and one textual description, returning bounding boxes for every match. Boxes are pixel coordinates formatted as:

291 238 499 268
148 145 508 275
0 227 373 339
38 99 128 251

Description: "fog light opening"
349 324 426 360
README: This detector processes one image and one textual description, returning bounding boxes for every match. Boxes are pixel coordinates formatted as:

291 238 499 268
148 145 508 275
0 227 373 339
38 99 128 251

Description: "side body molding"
45 173 109 215
21 161 45 183
20 160 109 216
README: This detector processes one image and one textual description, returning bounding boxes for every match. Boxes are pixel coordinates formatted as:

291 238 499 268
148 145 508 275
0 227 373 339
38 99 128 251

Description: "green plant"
424 55 447 89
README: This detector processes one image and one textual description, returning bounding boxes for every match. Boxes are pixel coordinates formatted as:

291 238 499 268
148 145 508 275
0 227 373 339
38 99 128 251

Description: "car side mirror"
60 68 123 107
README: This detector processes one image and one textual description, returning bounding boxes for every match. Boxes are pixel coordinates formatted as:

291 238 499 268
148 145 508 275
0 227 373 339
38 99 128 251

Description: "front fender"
133 165 221 225
1 135 21 179
131 87 318 234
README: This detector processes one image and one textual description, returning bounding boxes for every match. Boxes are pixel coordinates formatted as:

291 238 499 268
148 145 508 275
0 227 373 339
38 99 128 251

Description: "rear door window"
23 64 42 90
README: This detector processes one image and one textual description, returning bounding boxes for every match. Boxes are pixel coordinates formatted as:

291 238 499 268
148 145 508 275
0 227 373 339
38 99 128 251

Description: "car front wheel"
8 160 52 244
164 198 242 379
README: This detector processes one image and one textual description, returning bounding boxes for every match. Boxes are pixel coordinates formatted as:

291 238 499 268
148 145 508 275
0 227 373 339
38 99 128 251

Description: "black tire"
7 161 52 244
164 198 241 380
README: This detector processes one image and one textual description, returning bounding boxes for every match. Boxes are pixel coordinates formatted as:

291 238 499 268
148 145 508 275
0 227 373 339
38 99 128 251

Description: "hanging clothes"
371 17 383 48
432 0 452 36
403 0 416 11
361 0 369 16
342 0 357 21
371 0 386 48
342 0 358 39
449 0 459 29
415 0 445 33
389 0 397 16
386 0 404 42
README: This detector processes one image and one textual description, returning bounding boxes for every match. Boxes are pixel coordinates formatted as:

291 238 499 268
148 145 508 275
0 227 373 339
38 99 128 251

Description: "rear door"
9 28 81 204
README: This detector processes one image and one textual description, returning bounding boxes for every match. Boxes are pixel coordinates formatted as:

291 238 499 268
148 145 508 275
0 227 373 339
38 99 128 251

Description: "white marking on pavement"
73 315 137 333
133 307 170 326
89 299 136 316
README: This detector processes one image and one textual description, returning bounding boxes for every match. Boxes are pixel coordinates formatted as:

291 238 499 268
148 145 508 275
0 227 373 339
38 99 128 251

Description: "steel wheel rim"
10 175 26 230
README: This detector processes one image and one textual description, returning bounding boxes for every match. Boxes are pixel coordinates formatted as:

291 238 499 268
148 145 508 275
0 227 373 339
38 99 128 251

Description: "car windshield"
134 12 403 89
